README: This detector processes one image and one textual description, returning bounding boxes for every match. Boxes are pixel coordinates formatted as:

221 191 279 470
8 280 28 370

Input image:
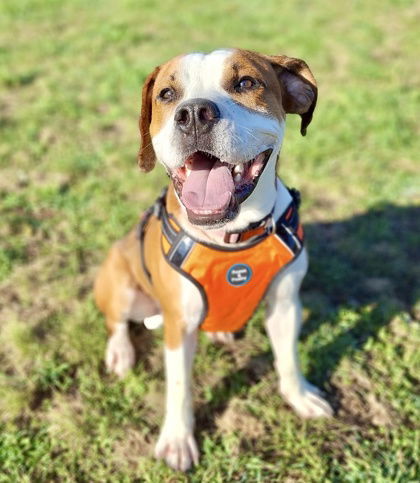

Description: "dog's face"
139 49 317 227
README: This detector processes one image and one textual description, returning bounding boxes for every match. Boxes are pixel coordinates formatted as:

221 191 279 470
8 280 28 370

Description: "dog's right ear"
138 66 160 172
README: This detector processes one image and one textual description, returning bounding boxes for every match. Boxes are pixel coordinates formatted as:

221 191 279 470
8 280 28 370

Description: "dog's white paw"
105 329 135 378
206 331 234 345
281 379 333 419
155 425 199 472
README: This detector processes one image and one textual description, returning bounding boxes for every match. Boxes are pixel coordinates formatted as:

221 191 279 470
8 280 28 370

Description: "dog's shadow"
194 203 419 430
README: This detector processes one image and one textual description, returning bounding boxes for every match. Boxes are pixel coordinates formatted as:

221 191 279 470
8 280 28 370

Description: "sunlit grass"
0 0 418 480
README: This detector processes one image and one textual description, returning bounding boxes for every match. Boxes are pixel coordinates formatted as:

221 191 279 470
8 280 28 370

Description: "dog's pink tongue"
181 153 234 212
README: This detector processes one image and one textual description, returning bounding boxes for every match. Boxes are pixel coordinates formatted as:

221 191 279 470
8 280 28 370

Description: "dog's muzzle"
169 98 274 226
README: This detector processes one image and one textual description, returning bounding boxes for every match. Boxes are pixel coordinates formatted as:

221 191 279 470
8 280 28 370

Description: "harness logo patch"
227 263 252 286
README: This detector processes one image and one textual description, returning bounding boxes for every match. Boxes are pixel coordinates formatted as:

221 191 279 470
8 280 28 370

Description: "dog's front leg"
265 249 333 418
155 323 199 472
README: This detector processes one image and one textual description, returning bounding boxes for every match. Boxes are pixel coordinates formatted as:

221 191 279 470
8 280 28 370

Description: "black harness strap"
159 200 194 267
275 211 302 255
137 188 168 284
137 207 153 282
274 191 303 255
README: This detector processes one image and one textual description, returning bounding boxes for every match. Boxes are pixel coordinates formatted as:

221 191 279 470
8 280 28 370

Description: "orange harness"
140 189 304 333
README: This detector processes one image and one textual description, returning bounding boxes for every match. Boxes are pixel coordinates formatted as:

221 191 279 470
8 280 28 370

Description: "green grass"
0 0 419 480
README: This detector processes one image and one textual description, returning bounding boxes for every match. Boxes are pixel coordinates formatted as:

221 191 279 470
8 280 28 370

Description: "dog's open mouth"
171 149 273 225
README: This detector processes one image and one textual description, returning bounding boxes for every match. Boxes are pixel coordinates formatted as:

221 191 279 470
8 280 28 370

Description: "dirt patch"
142 381 165 426
332 369 396 428
216 397 265 440
112 427 154 468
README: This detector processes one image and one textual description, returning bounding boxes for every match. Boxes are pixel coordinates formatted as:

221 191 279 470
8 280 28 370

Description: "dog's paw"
206 331 234 345
281 380 333 419
105 330 135 378
155 425 199 472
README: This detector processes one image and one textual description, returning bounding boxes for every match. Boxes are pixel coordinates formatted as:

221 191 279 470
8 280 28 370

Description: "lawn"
0 0 419 481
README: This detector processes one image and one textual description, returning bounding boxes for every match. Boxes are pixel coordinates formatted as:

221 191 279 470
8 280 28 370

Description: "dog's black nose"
174 98 220 135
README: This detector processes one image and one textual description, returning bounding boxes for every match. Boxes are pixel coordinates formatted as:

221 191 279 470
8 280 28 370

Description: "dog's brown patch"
221 50 286 119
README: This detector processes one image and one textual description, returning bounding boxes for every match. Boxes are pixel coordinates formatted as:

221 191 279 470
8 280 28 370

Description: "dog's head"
138 49 317 227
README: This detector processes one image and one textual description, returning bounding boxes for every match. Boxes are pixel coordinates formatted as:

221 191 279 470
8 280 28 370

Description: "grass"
0 0 419 480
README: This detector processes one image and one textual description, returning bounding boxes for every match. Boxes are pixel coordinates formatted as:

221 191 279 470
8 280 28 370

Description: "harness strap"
137 207 153 282
137 188 168 284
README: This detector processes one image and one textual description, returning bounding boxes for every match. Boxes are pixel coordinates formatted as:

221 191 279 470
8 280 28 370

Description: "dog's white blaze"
179 49 233 100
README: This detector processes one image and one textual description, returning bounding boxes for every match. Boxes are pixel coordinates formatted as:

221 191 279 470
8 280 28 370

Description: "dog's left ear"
266 55 317 136
138 66 160 172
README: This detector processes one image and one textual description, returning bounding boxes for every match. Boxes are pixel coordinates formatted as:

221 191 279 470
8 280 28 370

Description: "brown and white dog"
94 49 333 472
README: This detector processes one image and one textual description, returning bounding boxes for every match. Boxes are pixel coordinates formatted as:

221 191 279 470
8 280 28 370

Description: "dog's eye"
158 88 175 102
235 76 259 92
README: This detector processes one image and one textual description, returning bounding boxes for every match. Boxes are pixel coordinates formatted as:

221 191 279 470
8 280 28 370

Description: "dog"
94 48 333 472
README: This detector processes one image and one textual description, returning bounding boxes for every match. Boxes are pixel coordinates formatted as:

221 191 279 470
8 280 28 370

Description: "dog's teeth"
186 167 191 177
233 164 244 182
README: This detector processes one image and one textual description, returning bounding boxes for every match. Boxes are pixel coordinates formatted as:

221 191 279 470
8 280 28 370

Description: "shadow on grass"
195 203 419 430
302 203 418 384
